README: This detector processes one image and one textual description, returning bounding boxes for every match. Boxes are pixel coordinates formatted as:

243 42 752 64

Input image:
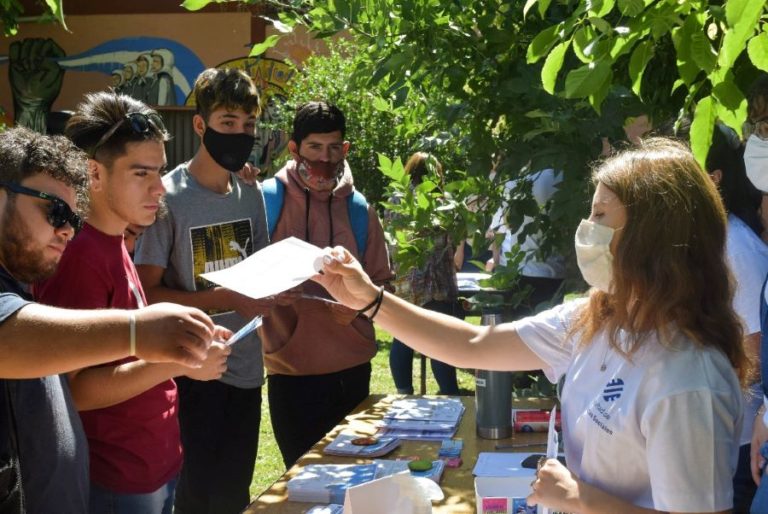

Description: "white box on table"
474 475 538 514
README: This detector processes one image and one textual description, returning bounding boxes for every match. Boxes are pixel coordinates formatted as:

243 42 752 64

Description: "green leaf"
589 17 613 34
712 75 747 129
527 25 560 64
725 0 764 29
588 0 615 18
564 61 611 99
44 0 67 30
181 0 215 11
719 0 764 71
748 31 768 72
372 95 391 112
573 26 597 63
377 153 407 181
690 31 717 73
249 34 281 57
538 0 554 18
261 16 292 34
617 0 644 17
523 0 538 19
588 67 613 112
672 23 702 86
628 40 653 97
690 95 716 169
541 40 570 94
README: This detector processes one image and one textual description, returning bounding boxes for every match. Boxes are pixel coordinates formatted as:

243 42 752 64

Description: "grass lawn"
249 320 479 498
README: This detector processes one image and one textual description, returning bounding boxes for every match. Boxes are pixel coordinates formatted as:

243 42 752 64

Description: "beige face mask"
574 219 618 293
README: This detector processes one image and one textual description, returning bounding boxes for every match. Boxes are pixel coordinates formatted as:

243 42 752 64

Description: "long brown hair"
572 138 749 384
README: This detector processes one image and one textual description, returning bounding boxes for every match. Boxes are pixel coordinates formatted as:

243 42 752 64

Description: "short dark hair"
65 91 169 166
748 73 768 123
291 101 346 146
193 68 260 122
0 127 90 215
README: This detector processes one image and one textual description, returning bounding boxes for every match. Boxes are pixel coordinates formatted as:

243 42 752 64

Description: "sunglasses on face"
0 182 83 233
91 111 166 156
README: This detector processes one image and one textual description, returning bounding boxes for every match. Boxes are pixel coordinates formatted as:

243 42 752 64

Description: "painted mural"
0 36 205 132
0 41 296 170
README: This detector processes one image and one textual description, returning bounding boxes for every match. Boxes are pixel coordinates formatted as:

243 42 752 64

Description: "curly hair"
0 127 89 216
572 137 749 385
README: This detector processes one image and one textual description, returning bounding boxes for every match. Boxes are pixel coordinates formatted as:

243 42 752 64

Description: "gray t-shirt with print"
135 164 269 388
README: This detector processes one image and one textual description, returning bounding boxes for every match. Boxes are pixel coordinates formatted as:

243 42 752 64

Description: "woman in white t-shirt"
313 138 748 514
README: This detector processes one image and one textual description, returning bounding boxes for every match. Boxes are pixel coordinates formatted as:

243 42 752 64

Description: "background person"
314 138 746 514
386 152 459 395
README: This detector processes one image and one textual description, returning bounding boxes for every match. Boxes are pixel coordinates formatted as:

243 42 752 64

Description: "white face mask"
575 219 618 293
744 134 768 193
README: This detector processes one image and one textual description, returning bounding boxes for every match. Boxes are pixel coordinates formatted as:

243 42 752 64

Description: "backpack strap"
262 177 284 238
264 177 369 256
347 189 369 258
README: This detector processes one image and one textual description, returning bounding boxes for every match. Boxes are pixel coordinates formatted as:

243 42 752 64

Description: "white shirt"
516 299 742 512
725 214 768 443
489 169 566 278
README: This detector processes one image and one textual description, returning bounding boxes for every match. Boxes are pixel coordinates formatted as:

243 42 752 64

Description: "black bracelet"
357 287 382 316
367 286 385 321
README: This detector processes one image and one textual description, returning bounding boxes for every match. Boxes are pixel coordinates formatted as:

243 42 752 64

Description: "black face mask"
203 126 255 172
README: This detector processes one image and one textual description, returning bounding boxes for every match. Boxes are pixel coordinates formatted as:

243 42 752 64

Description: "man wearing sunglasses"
34 92 231 514
0 127 219 514
135 68 273 514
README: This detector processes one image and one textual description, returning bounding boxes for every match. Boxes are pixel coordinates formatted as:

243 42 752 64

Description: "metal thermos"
475 310 512 439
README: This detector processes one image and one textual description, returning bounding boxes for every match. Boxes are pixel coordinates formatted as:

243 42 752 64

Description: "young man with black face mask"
261 102 393 468
134 68 272 514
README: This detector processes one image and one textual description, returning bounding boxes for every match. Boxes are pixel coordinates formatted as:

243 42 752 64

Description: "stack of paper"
287 464 379 504
287 459 447 504
323 434 401 458
377 398 465 441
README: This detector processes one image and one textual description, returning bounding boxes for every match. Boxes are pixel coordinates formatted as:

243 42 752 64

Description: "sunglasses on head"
0 182 83 233
91 111 166 156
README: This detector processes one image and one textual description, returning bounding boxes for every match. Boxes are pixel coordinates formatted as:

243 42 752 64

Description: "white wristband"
129 312 136 357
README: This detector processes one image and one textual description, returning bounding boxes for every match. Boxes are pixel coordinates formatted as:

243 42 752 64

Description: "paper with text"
200 237 325 299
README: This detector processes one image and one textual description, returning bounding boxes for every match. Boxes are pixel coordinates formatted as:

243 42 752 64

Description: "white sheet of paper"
542 406 558 514
199 237 325 300
343 471 431 514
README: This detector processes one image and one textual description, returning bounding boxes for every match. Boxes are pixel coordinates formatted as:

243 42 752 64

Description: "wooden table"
245 394 553 513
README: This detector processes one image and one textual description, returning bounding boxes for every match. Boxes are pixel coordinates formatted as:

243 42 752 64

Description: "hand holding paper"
200 237 326 300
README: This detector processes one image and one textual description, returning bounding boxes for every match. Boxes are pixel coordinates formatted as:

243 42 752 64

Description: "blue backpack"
262 177 369 257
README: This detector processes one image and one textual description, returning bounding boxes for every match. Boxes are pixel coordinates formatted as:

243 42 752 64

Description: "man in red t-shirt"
35 92 230 513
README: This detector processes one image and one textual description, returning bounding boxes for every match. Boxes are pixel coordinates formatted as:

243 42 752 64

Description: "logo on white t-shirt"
602 378 624 402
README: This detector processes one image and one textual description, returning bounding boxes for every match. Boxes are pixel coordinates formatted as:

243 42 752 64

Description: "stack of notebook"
377 397 465 441
286 464 379 504
286 459 446 503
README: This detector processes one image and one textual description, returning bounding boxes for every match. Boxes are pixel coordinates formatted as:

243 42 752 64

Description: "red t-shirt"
34 223 182 493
